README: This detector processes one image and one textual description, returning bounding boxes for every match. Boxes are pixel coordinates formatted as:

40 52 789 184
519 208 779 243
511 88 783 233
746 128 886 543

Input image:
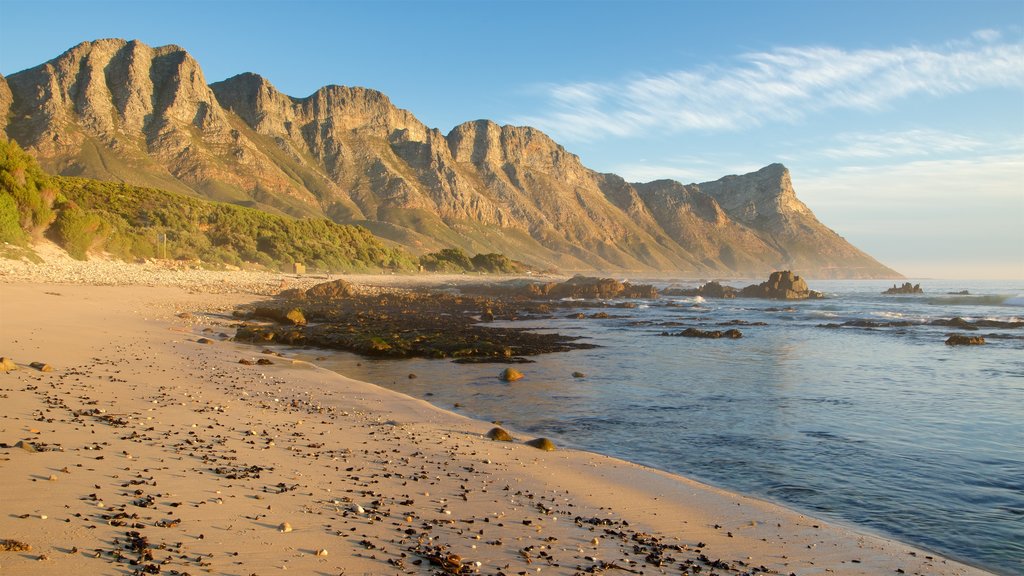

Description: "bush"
0 139 55 238
52 201 109 260
0 193 25 244
470 252 522 274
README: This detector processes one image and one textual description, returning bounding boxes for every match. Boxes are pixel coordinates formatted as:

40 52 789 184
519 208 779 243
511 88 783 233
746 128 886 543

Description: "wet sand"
0 276 993 575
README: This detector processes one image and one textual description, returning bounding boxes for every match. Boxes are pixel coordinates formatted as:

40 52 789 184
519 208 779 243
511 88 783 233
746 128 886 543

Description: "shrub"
52 201 109 260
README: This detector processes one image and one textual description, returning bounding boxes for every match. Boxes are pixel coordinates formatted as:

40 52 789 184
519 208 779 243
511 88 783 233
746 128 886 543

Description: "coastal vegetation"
1 139 524 274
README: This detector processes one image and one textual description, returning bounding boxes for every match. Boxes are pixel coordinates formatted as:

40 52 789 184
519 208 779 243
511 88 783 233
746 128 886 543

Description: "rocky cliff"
1 39 899 278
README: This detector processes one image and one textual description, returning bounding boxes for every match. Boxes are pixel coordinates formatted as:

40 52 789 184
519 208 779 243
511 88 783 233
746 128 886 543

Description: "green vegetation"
0 139 56 244
1 139 526 274
1 139 415 271
419 247 525 274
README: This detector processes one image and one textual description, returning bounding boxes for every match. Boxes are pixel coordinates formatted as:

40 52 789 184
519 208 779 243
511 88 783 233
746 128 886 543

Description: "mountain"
0 39 899 278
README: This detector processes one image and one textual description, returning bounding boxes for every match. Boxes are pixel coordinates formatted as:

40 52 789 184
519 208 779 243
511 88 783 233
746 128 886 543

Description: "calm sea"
299 279 1023 574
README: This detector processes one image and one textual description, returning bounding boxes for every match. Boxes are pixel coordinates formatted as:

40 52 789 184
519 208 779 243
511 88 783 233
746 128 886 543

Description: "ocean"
298 279 1023 574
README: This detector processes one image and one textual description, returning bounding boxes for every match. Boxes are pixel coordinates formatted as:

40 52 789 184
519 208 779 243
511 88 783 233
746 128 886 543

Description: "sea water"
304 279 1023 574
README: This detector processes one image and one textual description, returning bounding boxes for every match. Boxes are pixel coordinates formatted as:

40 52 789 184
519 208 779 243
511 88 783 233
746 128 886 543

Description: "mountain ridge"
0 38 899 278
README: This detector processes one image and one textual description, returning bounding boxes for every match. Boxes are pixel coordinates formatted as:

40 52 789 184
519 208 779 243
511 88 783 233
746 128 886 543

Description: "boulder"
486 427 514 442
662 327 743 339
284 308 306 326
945 334 985 346
739 271 822 300
304 279 355 300
525 437 556 451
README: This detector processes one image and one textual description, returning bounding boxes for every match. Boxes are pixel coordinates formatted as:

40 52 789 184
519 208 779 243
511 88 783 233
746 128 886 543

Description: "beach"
0 255 994 575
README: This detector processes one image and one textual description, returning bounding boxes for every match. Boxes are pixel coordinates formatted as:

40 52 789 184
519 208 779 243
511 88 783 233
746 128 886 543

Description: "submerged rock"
945 334 986 346
499 368 524 382
662 328 743 339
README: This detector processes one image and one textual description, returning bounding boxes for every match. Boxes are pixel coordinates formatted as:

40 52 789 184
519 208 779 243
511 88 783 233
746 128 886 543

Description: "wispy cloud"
519 32 1024 141
818 129 988 159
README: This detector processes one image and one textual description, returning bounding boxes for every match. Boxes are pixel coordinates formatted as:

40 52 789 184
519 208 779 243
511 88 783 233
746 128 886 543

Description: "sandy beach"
0 255 994 575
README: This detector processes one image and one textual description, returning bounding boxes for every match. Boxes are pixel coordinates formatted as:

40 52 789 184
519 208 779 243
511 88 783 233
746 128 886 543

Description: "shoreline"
0 270 996 575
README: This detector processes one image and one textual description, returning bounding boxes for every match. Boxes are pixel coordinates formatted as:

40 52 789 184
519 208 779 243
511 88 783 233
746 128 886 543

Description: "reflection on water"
293 279 1024 574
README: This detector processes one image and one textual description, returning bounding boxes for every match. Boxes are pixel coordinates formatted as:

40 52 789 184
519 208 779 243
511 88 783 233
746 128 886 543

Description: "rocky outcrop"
2 39 901 278
945 334 985 346
739 271 823 300
883 282 923 295
699 165 898 278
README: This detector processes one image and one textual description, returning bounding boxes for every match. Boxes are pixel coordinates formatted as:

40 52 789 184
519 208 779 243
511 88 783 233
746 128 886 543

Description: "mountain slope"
0 38 899 278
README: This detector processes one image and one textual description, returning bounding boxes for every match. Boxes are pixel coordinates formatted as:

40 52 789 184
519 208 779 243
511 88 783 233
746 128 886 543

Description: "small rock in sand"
0 357 17 371
278 522 293 533
14 440 37 453
0 539 32 551
486 427 514 442
29 362 53 372
196 338 213 344
315 548 328 557
47 474 58 481
525 437 556 451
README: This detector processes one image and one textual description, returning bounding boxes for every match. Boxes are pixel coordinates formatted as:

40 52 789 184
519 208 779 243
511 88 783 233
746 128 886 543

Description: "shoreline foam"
0 269 995 575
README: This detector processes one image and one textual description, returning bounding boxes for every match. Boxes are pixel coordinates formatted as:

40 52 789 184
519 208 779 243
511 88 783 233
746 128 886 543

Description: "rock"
486 427 513 442
525 437 556 451
256 358 274 365
238 359 254 365
29 362 53 372
196 338 213 344
303 279 355 300
0 539 32 551
572 371 586 378
499 368 524 382
408 373 417 379
47 474 58 481
315 548 328 557
0 357 17 371
663 281 737 299
945 334 985 346
284 308 306 326
480 308 494 322
662 328 743 339
883 282 923 295
278 522 293 533
350 504 365 514
14 440 37 452
739 271 822 300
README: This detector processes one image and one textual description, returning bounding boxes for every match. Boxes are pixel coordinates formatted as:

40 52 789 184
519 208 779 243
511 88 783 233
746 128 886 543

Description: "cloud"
817 129 988 159
520 32 1024 141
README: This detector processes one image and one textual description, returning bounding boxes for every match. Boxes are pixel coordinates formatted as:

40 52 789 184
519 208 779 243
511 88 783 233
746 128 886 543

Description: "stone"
739 271 822 300
945 334 985 346
499 368 524 382
0 539 31 551
315 548 328 557
525 437 556 451
14 440 37 452
303 279 355 300
256 358 274 365
284 308 306 326
0 357 17 371
196 338 213 344
486 427 513 442
278 522 293 533
29 362 53 372
883 282 924 295
572 371 586 378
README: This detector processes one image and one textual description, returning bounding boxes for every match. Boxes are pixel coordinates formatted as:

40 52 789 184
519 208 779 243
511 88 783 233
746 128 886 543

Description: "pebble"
278 522 293 533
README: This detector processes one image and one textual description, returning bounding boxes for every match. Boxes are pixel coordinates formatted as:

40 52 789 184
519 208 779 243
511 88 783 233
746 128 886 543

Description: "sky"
1 0 1022 279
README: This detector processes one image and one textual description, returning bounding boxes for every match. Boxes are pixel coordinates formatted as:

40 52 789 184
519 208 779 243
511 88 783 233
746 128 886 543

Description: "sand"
0 259 994 575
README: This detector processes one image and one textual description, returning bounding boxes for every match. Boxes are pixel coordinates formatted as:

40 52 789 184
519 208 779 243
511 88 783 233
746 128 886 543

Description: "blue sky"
1 0 1022 278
